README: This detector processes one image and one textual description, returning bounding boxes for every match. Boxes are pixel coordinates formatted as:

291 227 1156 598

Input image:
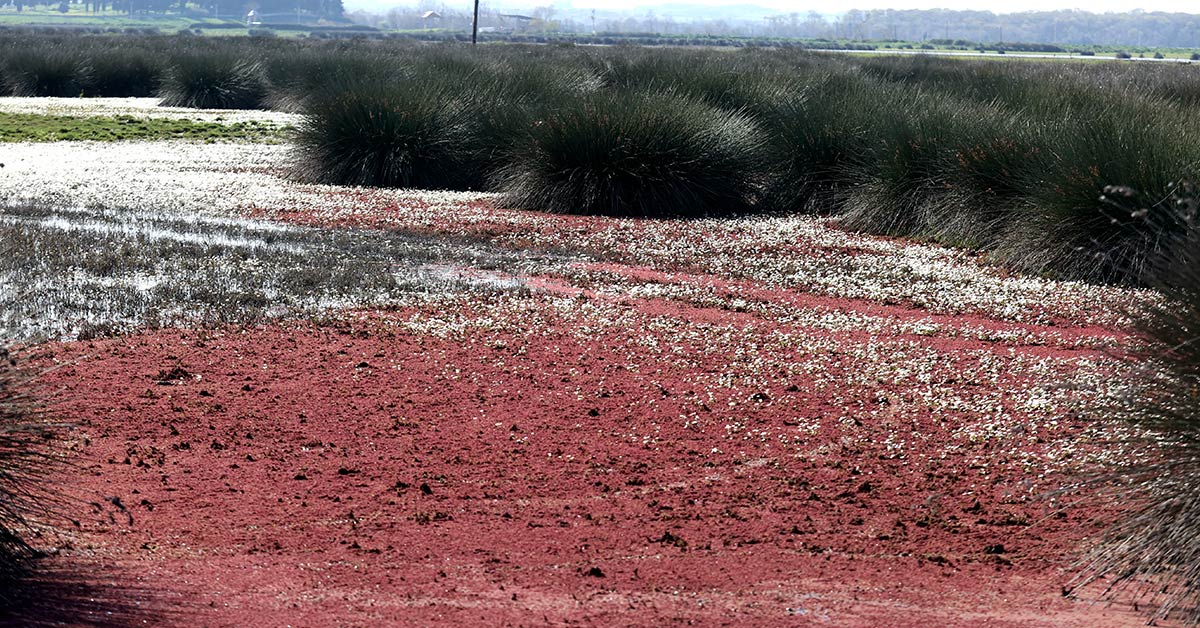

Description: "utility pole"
471 0 479 44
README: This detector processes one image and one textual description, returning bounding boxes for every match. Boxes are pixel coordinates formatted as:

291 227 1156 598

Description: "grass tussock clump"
1071 184 1200 624
158 55 267 110
839 91 1037 248
263 50 401 113
755 71 877 214
595 47 799 113
0 349 60 604
496 91 767 217
997 106 1200 283
86 48 162 98
485 53 601 104
2 49 90 97
837 85 970 236
294 80 480 190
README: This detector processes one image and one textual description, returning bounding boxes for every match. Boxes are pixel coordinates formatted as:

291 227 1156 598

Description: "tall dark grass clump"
464 53 604 176
158 54 267 110
485 49 601 103
838 87 983 237
996 104 1200 283
756 70 878 214
596 46 796 114
919 107 1040 249
86 47 162 98
1136 64 1200 108
294 79 480 190
496 90 767 217
1070 182 1200 625
264 50 400 113
858 55 1064 112
457 89 543 185
0 349 60 604
2 49 90 97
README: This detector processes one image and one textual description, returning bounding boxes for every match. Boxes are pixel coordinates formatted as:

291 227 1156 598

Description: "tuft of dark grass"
85 47 162 98
2 48 90 97
1070 182 1200 625
158 54 267 110
995 104 1200 283
456 89 541 187
264 49 400 113
0 349 62 605
918 106 1040 249
1136 64 1200 109
757 71 887 215
293 79 479 190
496 90 767 217
484 48 601 104
838 86 978 237
858 55 1058 111
404 44 487 81
596 46 797 115
0 562 168 627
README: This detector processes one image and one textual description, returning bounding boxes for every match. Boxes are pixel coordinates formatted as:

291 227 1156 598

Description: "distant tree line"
348 5 1200 49
789 9 1200 49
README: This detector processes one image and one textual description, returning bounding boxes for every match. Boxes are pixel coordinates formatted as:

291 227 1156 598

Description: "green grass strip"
0 112 289 143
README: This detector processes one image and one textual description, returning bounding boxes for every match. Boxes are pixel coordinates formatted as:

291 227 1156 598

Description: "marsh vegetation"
7 32 1200 626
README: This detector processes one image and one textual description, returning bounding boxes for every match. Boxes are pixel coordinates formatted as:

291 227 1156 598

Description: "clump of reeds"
995 103 1200 283
495 90 767 217
2 48 90 97
754 70 876 214
293 78 480 190
0 348 61 605
158 54 267 110
263 49 400 113
837 84 967 236
85 47 162 98
1069 181 1200 625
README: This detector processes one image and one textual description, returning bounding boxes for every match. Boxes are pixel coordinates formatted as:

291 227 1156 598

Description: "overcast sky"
555 0 1198 14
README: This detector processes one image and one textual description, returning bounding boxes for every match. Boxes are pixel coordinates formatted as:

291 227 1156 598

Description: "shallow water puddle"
0 201 554 341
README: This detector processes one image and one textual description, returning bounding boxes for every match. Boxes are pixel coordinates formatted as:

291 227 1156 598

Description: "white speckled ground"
0 96 301 126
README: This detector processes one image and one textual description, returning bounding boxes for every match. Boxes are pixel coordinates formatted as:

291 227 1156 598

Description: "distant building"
498 13 533 32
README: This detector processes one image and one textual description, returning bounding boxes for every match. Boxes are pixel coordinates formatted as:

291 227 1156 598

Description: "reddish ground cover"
32 292 1146 626
18 192 1159 627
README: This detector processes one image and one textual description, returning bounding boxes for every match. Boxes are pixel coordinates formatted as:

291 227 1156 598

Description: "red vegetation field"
27 193 1153 627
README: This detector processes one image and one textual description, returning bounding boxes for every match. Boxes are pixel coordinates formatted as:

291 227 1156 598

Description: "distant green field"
0 112 289 143
0 7 240 31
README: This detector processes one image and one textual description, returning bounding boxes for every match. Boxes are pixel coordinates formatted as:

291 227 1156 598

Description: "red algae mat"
28 195 1154 627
